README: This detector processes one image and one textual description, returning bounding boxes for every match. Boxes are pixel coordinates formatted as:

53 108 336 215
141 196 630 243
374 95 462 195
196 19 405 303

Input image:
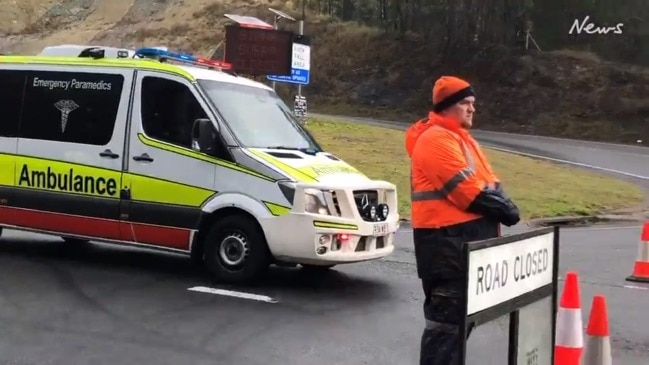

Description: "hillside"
1 0 648 145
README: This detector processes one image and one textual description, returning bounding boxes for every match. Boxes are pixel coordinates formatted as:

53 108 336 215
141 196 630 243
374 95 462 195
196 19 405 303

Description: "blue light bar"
133 47 232 70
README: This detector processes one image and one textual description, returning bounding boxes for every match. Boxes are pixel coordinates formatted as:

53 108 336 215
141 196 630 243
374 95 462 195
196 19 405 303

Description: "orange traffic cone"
626 222 649 283
554 271 583 365
583 295 612 365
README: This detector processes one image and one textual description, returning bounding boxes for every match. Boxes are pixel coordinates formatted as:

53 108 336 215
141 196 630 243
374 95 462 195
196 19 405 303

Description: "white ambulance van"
0 45 399 283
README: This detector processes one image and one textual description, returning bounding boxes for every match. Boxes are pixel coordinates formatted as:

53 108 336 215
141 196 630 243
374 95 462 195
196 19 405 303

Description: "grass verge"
305 118 646 221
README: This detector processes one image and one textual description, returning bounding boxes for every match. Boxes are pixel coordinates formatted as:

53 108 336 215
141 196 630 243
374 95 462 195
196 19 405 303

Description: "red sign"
224 25 293 76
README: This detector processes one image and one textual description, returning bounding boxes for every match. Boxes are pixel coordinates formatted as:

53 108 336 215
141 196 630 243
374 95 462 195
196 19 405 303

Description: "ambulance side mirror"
192 118 216 154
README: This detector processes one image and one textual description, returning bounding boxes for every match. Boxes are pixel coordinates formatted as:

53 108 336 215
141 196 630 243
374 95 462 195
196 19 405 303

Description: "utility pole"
297 0 309 124
271 16 278 91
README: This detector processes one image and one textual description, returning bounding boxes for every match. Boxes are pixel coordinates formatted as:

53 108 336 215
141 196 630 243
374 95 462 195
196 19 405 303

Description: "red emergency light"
195 57 232 70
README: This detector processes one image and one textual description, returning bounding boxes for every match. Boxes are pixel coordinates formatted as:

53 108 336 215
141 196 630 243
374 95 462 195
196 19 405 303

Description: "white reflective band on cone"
555 308 584 348
583 335 612 365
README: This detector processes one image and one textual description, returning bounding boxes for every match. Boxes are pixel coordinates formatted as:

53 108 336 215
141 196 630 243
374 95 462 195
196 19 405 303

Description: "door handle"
99 149 119 159
132 153 154 162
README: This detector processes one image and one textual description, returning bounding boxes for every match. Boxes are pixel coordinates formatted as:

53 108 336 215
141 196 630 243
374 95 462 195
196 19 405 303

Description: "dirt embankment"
1 0 648 145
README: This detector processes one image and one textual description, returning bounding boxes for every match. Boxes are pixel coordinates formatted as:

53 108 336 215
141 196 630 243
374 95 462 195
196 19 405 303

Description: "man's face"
443 96 476 128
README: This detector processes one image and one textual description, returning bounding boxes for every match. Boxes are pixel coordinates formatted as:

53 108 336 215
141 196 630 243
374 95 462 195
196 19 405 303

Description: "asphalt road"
1 224 647 365
1 116 648 364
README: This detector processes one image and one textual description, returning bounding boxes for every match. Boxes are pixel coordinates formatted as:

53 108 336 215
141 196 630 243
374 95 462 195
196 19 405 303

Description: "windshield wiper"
265 146 319 154
265 146 302 150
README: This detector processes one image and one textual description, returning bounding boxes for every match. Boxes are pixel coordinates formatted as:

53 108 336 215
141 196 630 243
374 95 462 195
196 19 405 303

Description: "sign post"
267 35 310 123
459 226 560 365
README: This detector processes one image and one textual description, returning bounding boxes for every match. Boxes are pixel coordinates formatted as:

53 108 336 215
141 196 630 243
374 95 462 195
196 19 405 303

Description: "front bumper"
261 179 399 265
261 213 397 265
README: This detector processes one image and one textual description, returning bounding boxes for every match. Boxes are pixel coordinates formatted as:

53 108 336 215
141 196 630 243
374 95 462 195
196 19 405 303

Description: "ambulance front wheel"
202 214 271 284
61 237 89 244
301 264 336 272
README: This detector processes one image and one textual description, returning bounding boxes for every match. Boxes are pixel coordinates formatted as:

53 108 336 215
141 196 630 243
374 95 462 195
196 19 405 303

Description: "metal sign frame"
458 226 560 364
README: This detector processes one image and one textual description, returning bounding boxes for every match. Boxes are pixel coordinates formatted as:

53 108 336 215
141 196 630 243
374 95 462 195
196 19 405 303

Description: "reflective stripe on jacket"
406 112 499 229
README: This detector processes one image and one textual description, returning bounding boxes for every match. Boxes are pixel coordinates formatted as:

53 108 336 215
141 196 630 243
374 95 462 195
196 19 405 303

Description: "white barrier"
458 226 560 365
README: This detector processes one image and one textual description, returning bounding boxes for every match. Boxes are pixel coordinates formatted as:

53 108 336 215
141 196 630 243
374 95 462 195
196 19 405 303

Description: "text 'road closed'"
475 248 550 295
466 233 555 315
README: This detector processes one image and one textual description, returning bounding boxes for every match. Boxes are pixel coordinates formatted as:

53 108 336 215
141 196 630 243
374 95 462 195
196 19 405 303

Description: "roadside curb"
526 214 644 228
397 214 645 230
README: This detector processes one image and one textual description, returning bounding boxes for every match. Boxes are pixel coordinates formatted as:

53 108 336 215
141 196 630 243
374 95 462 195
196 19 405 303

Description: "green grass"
305 118 647 220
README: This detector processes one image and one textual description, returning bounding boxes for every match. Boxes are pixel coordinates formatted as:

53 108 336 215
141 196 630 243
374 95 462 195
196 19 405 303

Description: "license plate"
373 223 389 236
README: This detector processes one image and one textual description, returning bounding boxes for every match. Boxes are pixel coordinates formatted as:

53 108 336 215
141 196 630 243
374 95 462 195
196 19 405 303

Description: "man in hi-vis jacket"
405 76 521 364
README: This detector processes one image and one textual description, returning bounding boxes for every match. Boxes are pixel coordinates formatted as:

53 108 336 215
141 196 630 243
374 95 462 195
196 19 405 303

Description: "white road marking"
484 145 649 180
188 286 278 303
557 277 649 291
624 285 649 291
560 225 643 232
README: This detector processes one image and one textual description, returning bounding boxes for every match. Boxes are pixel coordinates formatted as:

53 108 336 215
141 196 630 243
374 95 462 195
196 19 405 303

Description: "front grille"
353 189 380 222
330 191 342 216
376 236 385 249
355 237 367 252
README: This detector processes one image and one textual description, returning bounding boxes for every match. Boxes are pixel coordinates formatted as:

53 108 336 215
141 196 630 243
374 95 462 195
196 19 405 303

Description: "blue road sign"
267 68 310 85
267 43 310 85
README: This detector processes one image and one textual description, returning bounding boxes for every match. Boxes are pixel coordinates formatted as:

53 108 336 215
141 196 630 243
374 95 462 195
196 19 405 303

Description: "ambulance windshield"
197 79 320 151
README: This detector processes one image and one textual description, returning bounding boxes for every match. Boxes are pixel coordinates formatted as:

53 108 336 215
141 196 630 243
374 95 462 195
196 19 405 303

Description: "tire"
0 227 3 238
202 214 271 284
301 264 336 272
62 237 89 244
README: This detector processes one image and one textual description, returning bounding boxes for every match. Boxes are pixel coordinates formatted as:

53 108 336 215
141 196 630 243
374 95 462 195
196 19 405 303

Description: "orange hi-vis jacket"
406 112 500 229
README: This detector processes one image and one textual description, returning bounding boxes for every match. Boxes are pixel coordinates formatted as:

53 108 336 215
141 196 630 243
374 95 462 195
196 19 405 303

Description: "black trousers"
419 279 473 365
414 217 499 365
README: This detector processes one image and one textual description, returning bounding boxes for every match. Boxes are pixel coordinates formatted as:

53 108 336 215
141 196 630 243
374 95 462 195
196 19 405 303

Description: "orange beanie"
432 76 476 112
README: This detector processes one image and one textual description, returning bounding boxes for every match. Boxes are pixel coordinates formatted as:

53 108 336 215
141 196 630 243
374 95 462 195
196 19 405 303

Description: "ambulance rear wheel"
202 214 271 284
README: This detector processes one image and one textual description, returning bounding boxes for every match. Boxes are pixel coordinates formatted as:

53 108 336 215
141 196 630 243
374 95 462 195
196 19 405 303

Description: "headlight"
304 188 331 215
362 204 376 220
378 203 389 220
361 202 389 221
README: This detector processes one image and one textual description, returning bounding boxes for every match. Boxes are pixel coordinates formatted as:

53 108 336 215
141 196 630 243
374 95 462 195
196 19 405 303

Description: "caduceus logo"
360 193 369 209
54 100 79 133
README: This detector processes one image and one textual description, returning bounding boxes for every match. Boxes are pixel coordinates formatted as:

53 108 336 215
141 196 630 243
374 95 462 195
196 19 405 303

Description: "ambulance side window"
0 70 25 137
19 71 124 145
140 76 211 150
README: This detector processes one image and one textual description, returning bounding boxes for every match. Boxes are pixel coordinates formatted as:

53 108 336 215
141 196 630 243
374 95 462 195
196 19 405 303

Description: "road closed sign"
467 231 554 315
457 227 559 365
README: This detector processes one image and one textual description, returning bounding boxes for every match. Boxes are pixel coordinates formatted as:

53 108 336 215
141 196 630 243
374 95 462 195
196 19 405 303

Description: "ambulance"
0 45 399 283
